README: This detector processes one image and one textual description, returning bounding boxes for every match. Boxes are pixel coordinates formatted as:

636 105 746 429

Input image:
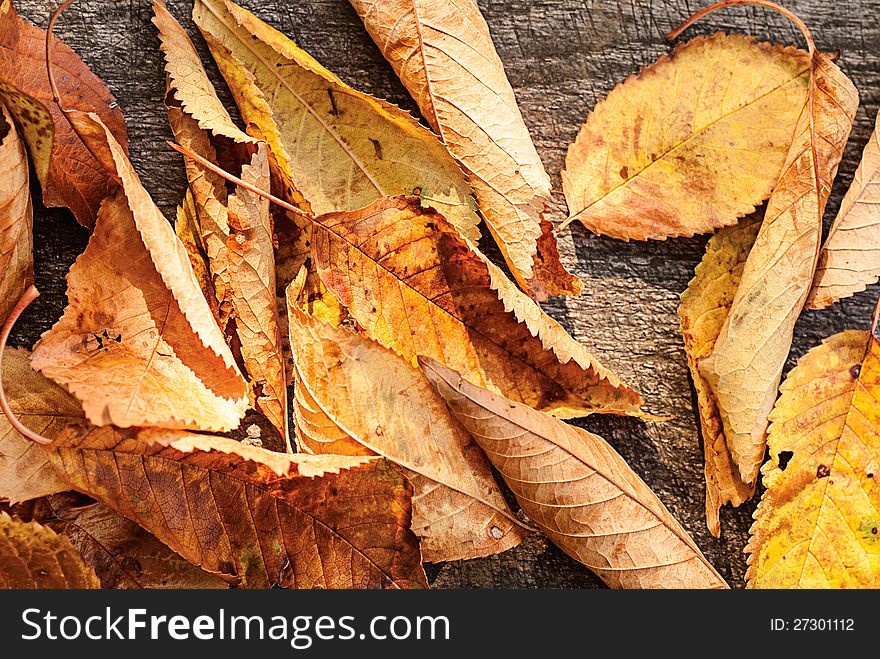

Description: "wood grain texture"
13 0 880 588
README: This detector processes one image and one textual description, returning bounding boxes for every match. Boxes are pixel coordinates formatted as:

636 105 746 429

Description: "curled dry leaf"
747 329 880 588
191 0 481 241
699 52 858 485
13 494 228 589
0 0 128 228
287 275 524 562
44 425 426 589
679 217 760 536
0 511 99 588
0 347 77 504
0 101 32 324
31 113 249 431
155 1 288 447
309 195 642 418
808 110 880 309
348 0 580 299
562 34 809 240
421 357 726 589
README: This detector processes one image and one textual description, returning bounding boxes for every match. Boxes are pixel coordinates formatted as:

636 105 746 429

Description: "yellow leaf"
679 216 760 536
421 357 727 589
808 110 880 309
747 329 880 588
287 276 524 562
309 196 642 418
0 101 31 324
31 113 249 431
192 0 481 243
562 34 810 240
0 348 77 504
699 52 858 485
348 0 580 299
0 511 99 588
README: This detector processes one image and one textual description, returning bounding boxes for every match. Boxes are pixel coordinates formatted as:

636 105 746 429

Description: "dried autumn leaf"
562 33 810 240
18 494 228 589
679 217 760 536
421 357 726 589
808 110 880 309
192 0 481 242
44 425 426 589
699 52 858 485
31 113 249 431
747 328 880 588
348 0 579 299
0 0 128 227
0 347 77 504
0 511 99 588
0 101 32 324
287 278 524 562
155 1 289 446
308 195 641 418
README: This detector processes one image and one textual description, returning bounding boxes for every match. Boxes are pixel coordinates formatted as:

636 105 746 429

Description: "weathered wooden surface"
13 0 880 588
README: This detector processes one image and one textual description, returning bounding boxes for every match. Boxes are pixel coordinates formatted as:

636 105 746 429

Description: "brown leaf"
309 196 642 418
420 357 727 589
562 34 810 240
808 110 880 309
699 53 858 485
679 217 761 536
17 494 228 589
0 347 78 504
156 1 288 446
0 511 99 588
287 276 524 562
44 425 426 589
31 113 249 431
348 0 580 299
0 0 128 227
0 101 32 324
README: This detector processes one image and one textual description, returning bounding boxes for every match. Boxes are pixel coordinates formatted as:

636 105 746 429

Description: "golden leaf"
348 0 580 299
421 357 727 589
192 0 481 243
287 277 524 562
680 217 761 536
31 113 249 431
309 196 641 418
747 329 880 588
0 102 31 324
45 425 426 589
699 52 858 485
562 34 810 240
0 511 99 588
155 1 289 446
0 348 77 504
808 111 880 309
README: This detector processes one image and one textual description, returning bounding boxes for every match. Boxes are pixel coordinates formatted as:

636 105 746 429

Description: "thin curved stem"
45 0 79 111
167 141 313 220
669 0 816 55
0 286 54 445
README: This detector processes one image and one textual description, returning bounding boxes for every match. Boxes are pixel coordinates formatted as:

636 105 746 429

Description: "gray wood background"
14 0 880 588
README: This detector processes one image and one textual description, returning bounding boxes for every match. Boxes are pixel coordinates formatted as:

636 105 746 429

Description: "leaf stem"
669 0 816 55
0 286 54 445
166 141 312 220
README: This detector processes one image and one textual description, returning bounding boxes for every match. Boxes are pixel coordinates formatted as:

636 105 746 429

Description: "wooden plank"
14 0 880 588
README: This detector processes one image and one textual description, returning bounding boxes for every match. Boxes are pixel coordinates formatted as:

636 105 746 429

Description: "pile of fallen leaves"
0 0 877 590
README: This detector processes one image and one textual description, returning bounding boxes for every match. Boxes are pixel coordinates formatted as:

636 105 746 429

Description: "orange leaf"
0 0 128 227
